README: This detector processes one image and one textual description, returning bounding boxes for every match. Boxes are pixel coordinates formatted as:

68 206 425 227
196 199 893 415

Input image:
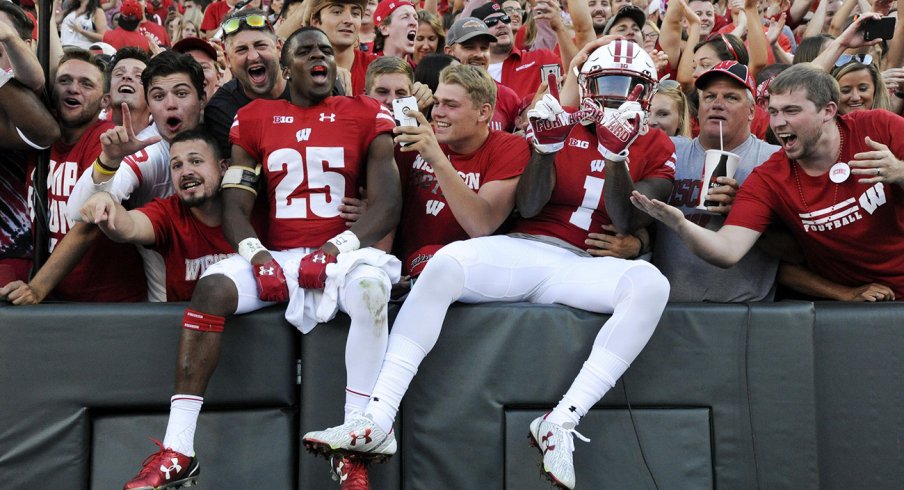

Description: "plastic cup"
697 149 740 210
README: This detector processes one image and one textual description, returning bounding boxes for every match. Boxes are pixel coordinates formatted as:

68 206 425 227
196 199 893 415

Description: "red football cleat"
123 439 199 490
330 453 371 490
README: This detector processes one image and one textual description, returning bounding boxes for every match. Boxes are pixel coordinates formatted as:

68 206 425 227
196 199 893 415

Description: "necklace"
791 121 844 215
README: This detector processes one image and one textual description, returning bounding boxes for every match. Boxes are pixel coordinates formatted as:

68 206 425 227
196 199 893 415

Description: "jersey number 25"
268 147 345 219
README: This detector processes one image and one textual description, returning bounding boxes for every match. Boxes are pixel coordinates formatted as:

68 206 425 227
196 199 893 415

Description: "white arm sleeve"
66 163 141 223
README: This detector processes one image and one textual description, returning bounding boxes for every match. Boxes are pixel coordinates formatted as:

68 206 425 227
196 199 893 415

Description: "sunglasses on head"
835 53 872 68
222 13 272 36
657 79 680 90
483 14 512 28
502 6 523 17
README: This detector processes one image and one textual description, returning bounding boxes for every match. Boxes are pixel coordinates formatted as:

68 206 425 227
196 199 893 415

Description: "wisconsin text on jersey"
411 155 481 190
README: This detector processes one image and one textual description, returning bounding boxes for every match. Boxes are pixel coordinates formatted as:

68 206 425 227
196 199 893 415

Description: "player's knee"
188 274 238 318
412 251 466 302
617 265 670 310
344 275 390 326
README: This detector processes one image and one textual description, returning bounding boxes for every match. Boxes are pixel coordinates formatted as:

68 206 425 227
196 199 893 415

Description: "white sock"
162 394 203 456
344 387 371 421
365 334 428 433
546 347 627 427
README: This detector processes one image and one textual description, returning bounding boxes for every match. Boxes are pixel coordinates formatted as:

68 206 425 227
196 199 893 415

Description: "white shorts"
439 235 664 314
202 247 401 333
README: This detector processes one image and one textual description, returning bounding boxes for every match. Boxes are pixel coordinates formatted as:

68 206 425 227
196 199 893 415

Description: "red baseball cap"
172 37 217 61
373 0 414 25
695 60 756 96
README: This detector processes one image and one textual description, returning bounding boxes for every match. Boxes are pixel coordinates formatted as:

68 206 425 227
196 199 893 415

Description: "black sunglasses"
483 14 512 28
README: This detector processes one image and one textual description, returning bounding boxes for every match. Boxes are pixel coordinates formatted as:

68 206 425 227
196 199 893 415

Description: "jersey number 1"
569 176 605 230
267 147 345 219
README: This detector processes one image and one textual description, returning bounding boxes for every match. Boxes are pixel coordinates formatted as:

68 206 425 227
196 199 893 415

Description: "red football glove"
254 258 289 302
595 85 647 163
299 249 337 290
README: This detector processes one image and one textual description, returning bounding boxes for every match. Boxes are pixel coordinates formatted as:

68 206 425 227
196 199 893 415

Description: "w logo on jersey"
590 160 605 172
319 113 336 122
425 200 445 216
296 128 311 141
612 40 637 64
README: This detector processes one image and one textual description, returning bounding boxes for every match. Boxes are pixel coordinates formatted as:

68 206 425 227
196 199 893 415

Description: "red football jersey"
27 120 147 302
512 124 676 249
230 96 395 250
394 130 528 271
139 196 235 301
726 110 904 297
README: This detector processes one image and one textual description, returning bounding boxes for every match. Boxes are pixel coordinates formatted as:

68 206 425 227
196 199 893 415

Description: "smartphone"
392 96 419 146
540 64 562 85
861 16 896 41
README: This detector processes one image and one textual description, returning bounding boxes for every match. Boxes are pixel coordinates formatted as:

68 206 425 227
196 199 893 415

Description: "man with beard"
66 50 208 301
474 1 566 102
2 50 148 304
0 2 61 285
633 63 904 300
204 8 287 157
122 26 401 489
588 0 613 36
80 129 237 301
444 17 521 132
372 0 417 60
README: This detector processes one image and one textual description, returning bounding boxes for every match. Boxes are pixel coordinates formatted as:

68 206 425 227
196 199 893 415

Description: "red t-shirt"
230 96 395 249
27 120 147 302
499 46 561 102
139 195 235 301
511 124 676 248
490 81 523 133
103 22 171 51
201 1 231 32
394 130 528 272
726 110 904 297
350 49 378 96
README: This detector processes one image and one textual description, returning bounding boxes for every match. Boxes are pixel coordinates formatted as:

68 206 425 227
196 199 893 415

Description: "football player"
122 27 401 489
303 39 675 489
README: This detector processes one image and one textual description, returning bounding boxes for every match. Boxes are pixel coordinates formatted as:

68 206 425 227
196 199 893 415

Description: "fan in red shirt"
79 130 248 302
121 27 402 490
633 63 904 299
3 51 147 305
103 0 170 51
372 0 418 60
199 0 234 36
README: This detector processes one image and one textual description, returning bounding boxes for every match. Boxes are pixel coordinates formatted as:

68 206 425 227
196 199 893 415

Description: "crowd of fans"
0 0 900 304
0 0 901 488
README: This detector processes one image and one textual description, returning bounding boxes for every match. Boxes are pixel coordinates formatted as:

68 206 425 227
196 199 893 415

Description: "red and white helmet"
578 39 658 112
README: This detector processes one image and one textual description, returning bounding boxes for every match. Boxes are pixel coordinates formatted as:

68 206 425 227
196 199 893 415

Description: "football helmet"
578 40 658 112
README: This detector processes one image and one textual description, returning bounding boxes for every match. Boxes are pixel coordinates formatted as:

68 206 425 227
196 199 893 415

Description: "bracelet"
95 155 118 173
238 237 268 262
327 230 360 254
93 159 117 176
